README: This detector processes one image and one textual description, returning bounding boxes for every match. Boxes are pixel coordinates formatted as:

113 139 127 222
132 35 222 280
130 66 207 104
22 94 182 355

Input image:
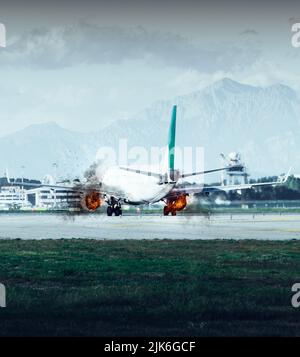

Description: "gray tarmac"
0 212 299 240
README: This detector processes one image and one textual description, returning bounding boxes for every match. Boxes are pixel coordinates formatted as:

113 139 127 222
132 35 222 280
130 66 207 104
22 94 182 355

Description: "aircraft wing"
6 181 83 191
6 180 130 201
119 166 228 179
179 167 231 178
165 168 291 199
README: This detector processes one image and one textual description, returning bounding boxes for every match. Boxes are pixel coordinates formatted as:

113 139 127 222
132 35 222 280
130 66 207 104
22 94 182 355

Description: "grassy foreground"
0 239 300 336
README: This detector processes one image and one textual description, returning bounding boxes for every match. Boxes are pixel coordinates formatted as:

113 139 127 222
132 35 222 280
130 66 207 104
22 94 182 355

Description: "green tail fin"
168 105 177 174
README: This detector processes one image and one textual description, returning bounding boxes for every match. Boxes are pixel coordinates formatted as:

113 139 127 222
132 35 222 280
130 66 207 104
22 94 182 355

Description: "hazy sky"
0 0 300 136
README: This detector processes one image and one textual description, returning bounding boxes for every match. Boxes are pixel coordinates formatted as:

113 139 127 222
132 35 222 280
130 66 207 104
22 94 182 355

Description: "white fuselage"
101 166 175 204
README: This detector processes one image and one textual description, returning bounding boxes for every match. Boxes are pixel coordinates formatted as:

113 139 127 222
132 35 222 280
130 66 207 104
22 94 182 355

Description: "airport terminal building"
0 177 81 210
0 186 28 210
26 187 81 209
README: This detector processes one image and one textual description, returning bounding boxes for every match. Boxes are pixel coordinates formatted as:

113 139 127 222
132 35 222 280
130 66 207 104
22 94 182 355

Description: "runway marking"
278 229 300 233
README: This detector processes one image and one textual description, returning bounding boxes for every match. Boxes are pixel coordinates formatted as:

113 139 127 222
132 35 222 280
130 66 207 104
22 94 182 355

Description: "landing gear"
107 206 113 216
106 197 122 216
163 206 169 216
163 206 177 216
114 206 122 216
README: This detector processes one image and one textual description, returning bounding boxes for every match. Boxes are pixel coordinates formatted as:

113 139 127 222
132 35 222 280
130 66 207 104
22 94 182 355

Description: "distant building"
26 187 81 209
0 176 82 210
0 186 29 210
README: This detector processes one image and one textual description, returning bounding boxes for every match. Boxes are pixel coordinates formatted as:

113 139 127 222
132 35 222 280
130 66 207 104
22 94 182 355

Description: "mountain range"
1 78 299 180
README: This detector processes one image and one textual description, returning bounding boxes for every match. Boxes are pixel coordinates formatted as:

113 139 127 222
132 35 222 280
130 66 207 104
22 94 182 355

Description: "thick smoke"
84 161 101 184
83 159 109 187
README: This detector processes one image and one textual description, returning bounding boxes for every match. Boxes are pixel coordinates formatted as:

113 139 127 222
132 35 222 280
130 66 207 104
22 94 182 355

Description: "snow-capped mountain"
129 78 300 176
0 122 97 180
0 78 299 180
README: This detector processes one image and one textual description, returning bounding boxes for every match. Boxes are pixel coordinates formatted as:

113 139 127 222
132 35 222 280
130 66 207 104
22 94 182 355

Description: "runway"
0 212 299 240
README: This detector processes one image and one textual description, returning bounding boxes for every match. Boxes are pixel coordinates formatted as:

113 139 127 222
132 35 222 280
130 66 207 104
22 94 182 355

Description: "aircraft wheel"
114 207 122 216
107 206 113 216
163 206 169 216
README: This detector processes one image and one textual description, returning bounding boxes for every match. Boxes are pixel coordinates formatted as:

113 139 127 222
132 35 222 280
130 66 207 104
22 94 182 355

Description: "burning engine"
163 194 187 216
81 191 102 211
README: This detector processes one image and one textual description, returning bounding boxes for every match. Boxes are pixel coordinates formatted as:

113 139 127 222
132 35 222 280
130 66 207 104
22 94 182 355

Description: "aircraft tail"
160 105 177 181
168 105 177 173
120 105 178 183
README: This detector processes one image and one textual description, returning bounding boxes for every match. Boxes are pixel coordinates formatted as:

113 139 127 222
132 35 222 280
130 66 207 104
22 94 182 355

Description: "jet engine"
81 191 102 211
163 194 187 216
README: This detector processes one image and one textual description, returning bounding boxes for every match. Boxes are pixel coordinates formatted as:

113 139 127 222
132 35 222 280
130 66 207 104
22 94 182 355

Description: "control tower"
220 152 249 186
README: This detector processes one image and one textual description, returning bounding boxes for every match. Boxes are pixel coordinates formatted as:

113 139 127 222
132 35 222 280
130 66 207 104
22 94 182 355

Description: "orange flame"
167 194 187 213
82 191 102 211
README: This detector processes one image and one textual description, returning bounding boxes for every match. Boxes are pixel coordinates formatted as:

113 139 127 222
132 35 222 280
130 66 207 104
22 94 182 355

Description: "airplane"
6 106 290 216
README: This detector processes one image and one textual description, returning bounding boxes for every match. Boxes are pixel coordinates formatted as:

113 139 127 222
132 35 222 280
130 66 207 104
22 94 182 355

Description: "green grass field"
0 239 300 336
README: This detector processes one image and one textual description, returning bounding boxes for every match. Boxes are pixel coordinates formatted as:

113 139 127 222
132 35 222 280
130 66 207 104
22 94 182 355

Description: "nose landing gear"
106 197 122 216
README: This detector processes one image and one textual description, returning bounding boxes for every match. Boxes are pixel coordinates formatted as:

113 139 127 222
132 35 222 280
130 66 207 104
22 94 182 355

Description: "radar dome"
228 152 240 161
